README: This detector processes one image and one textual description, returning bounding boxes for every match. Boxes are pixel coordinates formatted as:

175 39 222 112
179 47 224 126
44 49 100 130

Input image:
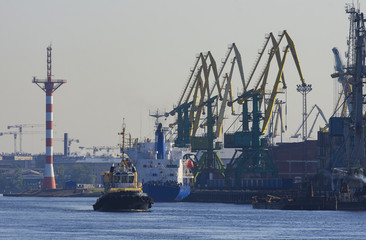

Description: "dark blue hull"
143 183 191 202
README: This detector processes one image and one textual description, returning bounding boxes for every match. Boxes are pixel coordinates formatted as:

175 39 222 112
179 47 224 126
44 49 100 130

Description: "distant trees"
55 164 95 186
0 164 96 191
0 168 24 193
54 165 67 188
70 164 95 184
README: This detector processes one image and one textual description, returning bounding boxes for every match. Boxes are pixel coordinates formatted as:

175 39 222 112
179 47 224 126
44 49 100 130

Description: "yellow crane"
238 31 306 136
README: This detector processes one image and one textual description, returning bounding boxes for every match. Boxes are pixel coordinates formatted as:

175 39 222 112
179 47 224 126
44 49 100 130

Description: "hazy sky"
0 0 354 155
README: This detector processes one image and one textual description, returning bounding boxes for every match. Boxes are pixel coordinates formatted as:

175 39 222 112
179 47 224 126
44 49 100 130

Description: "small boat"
93 121 154 212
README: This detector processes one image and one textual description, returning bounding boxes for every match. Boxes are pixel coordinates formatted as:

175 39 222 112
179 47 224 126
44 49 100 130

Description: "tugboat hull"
93 191 154 212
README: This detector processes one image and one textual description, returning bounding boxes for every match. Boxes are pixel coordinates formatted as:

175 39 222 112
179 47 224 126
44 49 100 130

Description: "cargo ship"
125 121 191 202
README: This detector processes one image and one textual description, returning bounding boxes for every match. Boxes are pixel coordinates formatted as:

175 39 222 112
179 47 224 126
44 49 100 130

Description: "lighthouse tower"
33 45 66 189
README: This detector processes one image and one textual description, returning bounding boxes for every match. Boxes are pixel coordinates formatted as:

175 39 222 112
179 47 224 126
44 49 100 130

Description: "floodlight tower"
33 45 66 189
296 84 312 140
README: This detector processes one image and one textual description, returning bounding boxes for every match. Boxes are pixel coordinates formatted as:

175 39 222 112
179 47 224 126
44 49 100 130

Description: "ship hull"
93 191 154 212
143 183 191 202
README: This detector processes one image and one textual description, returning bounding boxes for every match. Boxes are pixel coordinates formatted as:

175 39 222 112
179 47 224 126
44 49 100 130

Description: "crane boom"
261 45 290 134
291 104 328 138
331 47 352 116
178 55 201 106
215 71 234 138
284 30 306 85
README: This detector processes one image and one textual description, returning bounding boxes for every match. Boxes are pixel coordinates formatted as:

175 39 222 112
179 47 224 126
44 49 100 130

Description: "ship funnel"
155 123 165 159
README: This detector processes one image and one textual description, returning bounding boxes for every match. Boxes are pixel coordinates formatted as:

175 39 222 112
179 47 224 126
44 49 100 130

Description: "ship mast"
118 118 127 169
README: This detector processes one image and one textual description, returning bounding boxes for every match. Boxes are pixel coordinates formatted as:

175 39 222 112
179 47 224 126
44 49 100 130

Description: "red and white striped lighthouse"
33 45 66 189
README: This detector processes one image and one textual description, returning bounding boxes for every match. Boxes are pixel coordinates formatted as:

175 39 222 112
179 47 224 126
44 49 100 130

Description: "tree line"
0 164 95 192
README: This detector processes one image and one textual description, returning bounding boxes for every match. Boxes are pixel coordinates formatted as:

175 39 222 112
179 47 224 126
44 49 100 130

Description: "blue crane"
331 47 352 116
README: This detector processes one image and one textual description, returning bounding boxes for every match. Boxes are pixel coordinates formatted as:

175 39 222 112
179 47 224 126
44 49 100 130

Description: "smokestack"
64 133 68 156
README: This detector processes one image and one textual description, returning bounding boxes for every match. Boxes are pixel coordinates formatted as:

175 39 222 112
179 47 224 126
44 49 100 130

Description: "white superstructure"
125 141 192 185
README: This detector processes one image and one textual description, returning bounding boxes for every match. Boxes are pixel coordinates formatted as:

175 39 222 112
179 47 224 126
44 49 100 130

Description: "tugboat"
93 121 154 212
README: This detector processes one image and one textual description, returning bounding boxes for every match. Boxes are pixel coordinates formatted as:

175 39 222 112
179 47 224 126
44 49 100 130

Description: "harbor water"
1 195 365 239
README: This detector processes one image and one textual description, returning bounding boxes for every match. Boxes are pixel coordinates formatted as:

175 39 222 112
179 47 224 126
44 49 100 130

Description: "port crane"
0 131 18 154
169 31 309 188
224 30 308 187
7 124 44 153
266 99 286 144
250 31 306 135
331 47 352 117
185 95 227 186
84 146 119 156
291 104 328 139
171 43 245 147
172 44 246 186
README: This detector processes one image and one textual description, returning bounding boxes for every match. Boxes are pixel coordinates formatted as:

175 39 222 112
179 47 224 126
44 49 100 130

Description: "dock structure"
33 45 66 189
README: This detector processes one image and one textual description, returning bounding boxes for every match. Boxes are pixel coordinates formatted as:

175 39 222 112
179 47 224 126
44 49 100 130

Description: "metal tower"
348 8 366 169
296 83 312 140
33 45 66 189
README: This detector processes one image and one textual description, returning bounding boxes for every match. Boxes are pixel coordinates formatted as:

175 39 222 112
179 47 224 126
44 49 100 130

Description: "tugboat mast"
118 118 127 168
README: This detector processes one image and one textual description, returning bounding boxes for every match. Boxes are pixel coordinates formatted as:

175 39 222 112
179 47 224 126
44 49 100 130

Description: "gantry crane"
7 124 44 153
